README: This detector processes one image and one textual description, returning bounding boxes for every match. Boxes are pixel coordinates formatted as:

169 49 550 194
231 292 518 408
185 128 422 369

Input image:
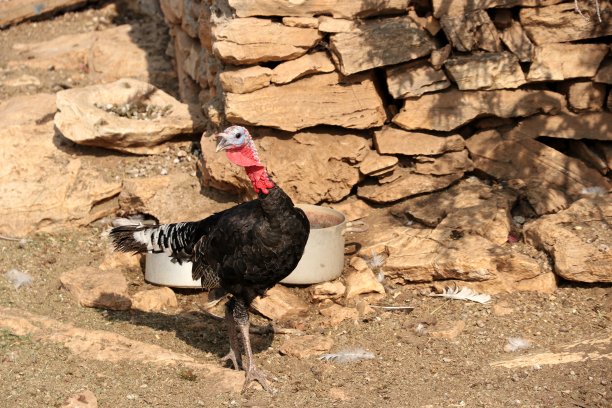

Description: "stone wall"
159 0 611 205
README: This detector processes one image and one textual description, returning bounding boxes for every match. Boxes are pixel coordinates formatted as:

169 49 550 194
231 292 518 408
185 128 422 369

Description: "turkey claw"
221 350 242 371
242 366 272 393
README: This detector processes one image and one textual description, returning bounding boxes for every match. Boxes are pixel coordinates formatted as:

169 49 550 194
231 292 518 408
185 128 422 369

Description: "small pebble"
160 168 168 175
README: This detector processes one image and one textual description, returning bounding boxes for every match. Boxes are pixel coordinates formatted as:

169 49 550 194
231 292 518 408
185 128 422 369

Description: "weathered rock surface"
225 72 386 131
0 0 87 27
566 81 606 112
359 151 398 176
393 89 566 131
251 285 309 321
0 94 121 237
467 130 611 198
386 60 450 98
432 0 564 17
429 44 452 70
311 281 346 301
429 320 466 340
55 78 205 154
520 2 612 44
219 66 272 94
228 0 410 19
9 25 170 82
444 52 526 90
524 197 612 283
119 173 231 224
279 335 334 359
594 59 612 84
200 129 368 203
329 197 373 221
60 267 132 310
414 150 474 176
499 20 534 62
0 307 242 392
271 51 335 84
211 18 321 65
440 10 501 52
345 257 386 299
357 167 464 203
317 16 358 33
374 127 465 156
319 303 359 325
282 16 319 28
329 16 437 75
355 212 556 293
527 43 609 82
508 113 612 141
131 287 178 312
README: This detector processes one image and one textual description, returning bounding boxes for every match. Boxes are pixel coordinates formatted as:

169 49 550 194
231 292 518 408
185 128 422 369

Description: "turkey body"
109 184 309 392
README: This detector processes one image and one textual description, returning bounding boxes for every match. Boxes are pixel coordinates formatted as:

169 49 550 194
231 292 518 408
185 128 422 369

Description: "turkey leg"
233 298 271 393
221 299 243 370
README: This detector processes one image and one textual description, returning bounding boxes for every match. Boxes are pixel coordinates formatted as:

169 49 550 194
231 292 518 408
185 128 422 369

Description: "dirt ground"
1 3 611 408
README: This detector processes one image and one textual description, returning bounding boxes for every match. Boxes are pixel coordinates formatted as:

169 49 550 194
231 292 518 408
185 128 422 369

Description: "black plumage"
108 127 310 393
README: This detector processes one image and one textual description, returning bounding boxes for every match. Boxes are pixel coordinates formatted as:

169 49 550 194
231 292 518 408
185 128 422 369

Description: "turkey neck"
257 186 295 224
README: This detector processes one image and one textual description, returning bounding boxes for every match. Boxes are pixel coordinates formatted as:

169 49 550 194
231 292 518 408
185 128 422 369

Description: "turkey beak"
215 134 230 152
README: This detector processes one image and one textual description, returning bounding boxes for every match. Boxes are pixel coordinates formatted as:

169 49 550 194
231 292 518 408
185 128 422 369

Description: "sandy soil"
1 3 610 408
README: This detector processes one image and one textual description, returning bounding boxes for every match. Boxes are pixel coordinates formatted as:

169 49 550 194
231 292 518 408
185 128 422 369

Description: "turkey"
109 125 310 392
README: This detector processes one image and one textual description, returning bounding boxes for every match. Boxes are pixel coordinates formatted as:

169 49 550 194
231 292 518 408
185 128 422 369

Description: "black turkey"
109 125 310 392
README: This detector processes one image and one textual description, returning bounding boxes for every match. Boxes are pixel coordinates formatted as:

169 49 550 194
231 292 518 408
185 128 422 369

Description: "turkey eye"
235 134 241 139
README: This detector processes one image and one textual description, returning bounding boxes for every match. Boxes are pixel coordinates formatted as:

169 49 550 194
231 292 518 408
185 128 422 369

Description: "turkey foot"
243 365 270 393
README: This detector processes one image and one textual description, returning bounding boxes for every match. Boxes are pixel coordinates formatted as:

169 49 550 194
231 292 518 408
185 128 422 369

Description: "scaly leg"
233 297 271 393
221 299 243 370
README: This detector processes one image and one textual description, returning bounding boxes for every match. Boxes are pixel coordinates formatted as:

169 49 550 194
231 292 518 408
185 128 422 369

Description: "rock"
527 43 608 82
225 72 386 132
344 257 386 299
391 178 515 242
60 267 132 311
200 128 368 203
329 387 351 401
508 113 612 141
374 127 465 156
0 93 56 127
3 74 41 88
131 287 178 312
467 130 611 198
317 17 358 33
9 25 170 83
279 335 334 359
359 151 399 176
520 2 612 44
499 20 534 62
524 197 612 283
55 78 205 154
311 281 346 301
440 10 501 52
219 66 272 94
251 285 309 321
414 150 474 176
0 94 121 236
211 18 321 65
429 44 452 70
0 0 87 27
594 59 612 84
99 249 142 272
61 390 98 408
329 16 437 75
282 16 319 28
492 302 514 316
393 89 566 131
228 0 410 19
428 320 466 340
271 51 335 85
119 173 231 224
408 8 441 36
356 212 556 293
319 303 359 325
357 167 464 203
432 0 564 17
566 82 606 112
329 198 373 221
444 52 526 90
159 0 183 24
386 60 450 98
0 307 243 392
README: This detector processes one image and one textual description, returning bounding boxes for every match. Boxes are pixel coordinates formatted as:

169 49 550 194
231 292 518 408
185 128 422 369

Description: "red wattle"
246 166 275 194
226 149 261 167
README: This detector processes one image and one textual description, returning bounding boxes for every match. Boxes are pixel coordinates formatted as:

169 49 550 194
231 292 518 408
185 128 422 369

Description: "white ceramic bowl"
144 204 366 287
